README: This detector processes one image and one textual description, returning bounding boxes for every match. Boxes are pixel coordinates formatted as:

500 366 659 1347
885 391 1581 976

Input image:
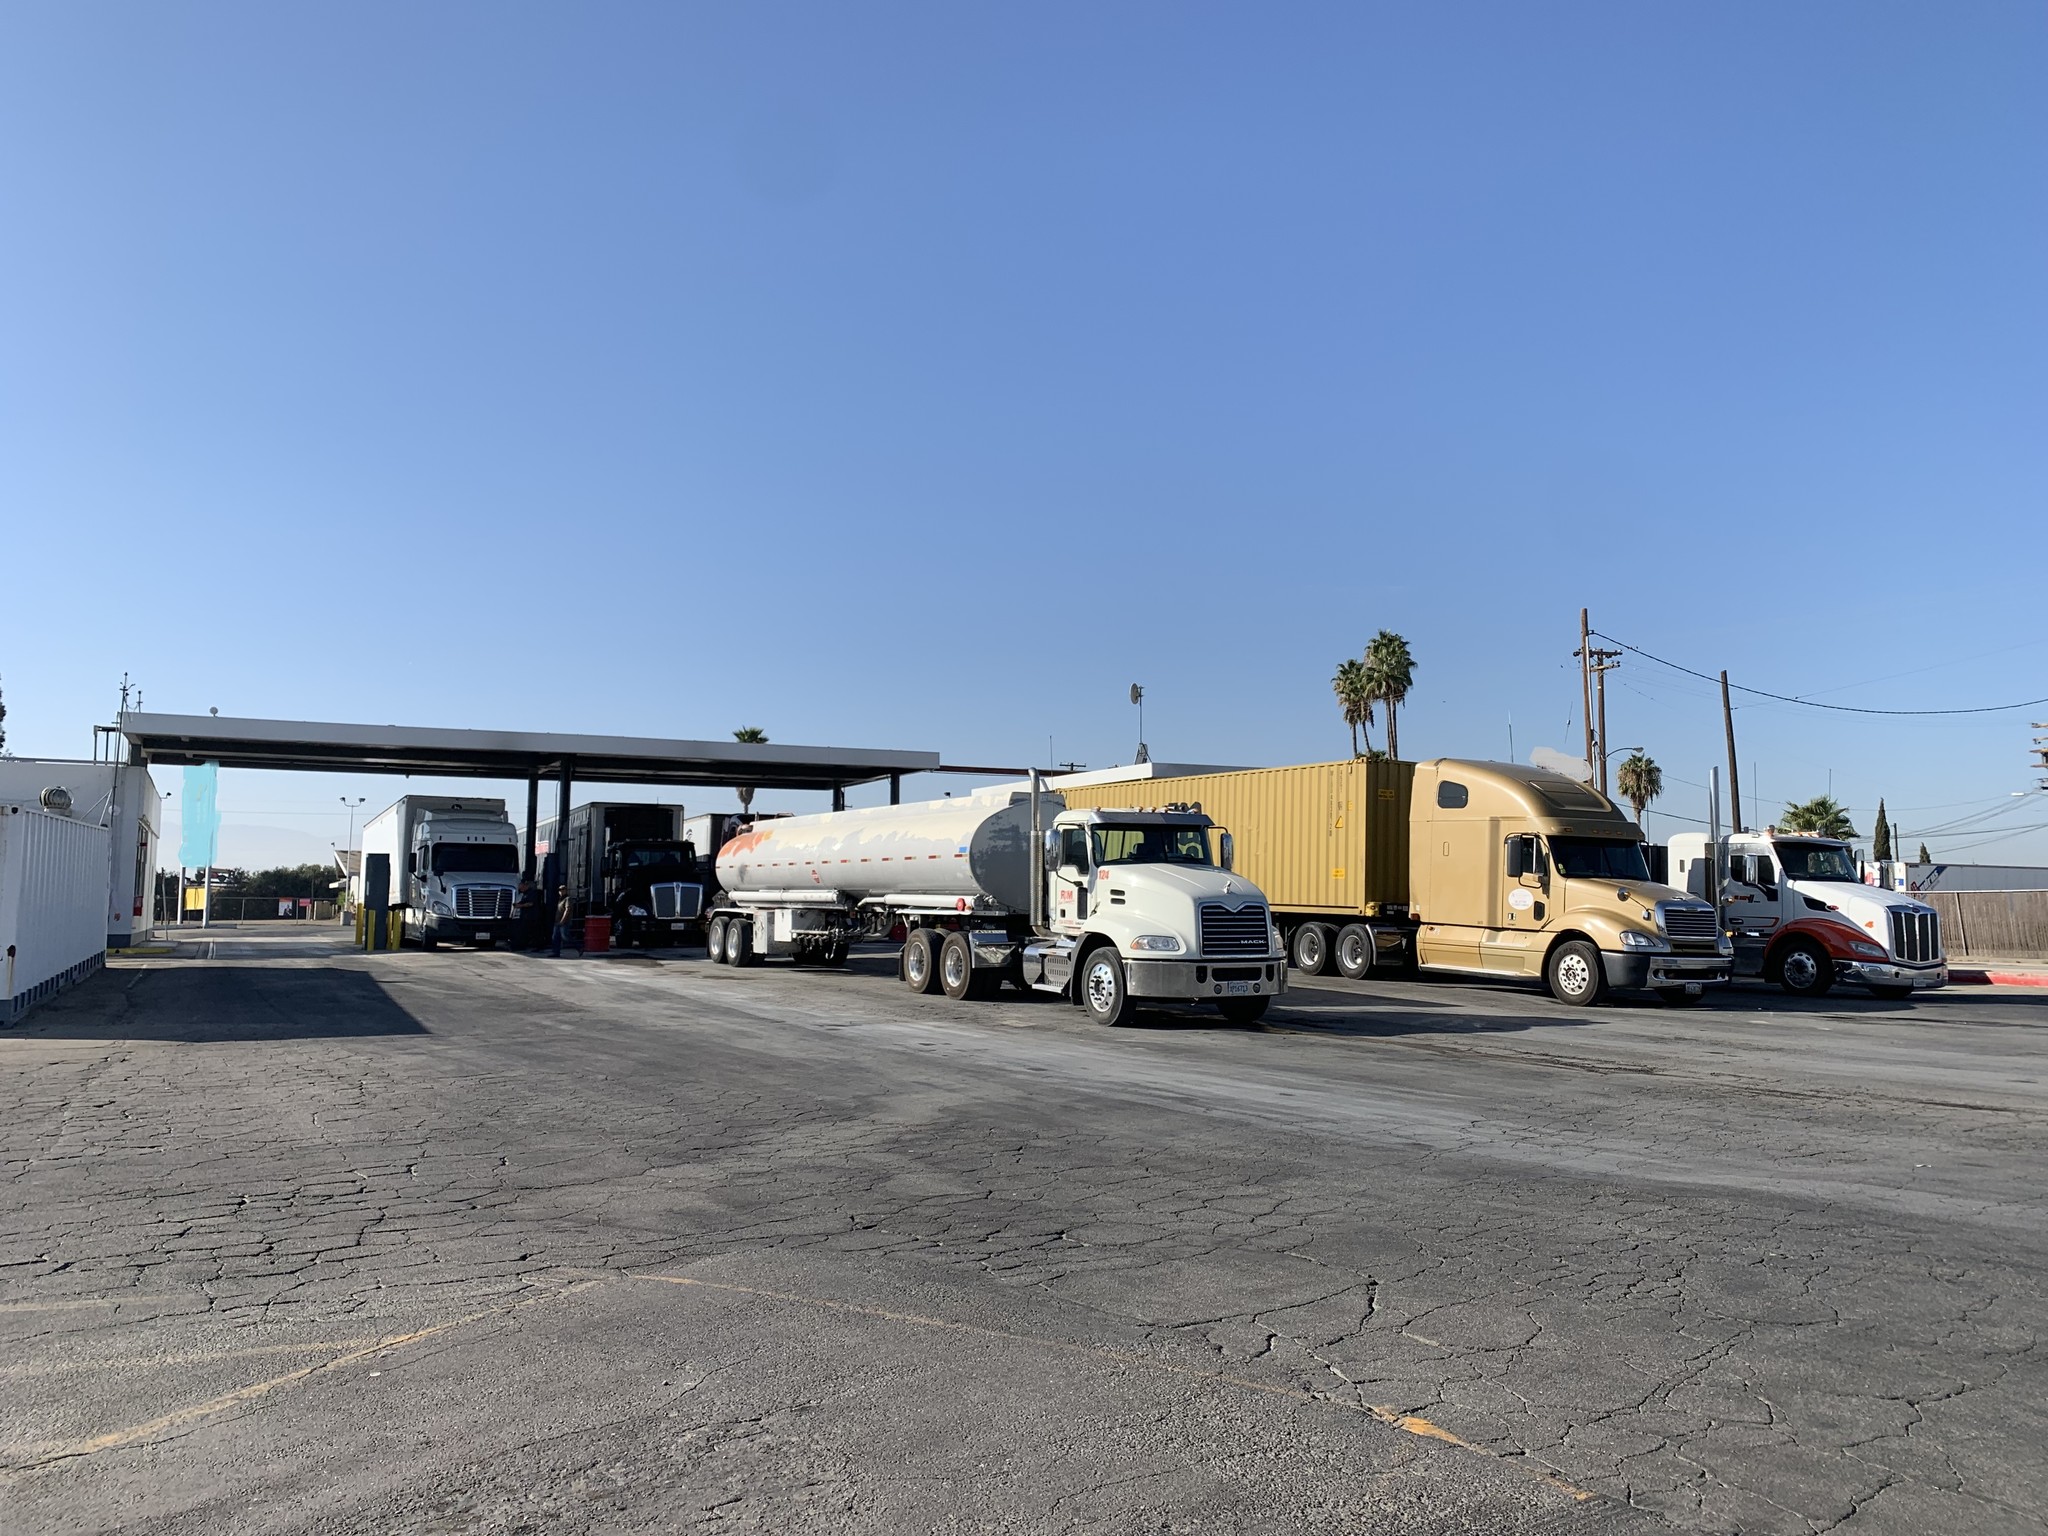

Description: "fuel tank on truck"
717 790 1056 913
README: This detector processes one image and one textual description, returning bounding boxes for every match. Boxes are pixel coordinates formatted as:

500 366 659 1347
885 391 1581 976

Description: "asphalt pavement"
2 929 2043 1534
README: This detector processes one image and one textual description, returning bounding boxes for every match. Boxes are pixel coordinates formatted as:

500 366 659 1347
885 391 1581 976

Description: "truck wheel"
726 919 755 967
822 941 849 969
1079 947 1132 1027
1219 996 1270 1025
1546 940 1607 1006
1333 924 1373 980
421 923 439 953
902 930 942 994
1290 923 1331 975
705 916 729 964
1777 939 1833 998
940 932 977 1000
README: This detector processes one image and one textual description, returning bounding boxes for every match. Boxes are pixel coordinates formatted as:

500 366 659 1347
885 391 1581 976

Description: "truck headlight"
1718 936 1734 956
1849 940 1886 959
1619 930 1668 952
1128 935 1183 953
626 905 649 917
430 900 452 916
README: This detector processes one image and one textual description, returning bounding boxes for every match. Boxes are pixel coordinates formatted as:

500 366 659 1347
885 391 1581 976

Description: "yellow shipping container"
1056 759 1415 918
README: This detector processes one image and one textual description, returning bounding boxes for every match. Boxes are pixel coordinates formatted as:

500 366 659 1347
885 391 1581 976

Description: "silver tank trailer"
717 790 1053 914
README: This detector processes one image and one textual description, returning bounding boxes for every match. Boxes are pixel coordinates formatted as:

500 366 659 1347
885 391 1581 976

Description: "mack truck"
361 795 522 950
1058 758 1731 1006
1667 830 1946 999
703 776 1287 1026
533 801 704 947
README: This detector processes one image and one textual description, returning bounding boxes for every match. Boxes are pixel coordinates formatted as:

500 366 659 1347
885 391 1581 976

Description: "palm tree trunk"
1349 721 1358 757
1386 705 1398 761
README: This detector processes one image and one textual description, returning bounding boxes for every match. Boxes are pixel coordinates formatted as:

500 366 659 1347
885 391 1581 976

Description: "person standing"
550 885 579 958
512 876 541 951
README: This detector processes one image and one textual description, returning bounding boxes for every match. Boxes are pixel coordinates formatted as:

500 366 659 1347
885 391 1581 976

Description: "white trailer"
708 776 1286 1026
1 802 112 1023
360 795 521 950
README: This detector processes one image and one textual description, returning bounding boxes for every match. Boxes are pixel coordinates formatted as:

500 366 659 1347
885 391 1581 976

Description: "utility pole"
2034 724 2048 791
1721 671 1743 834
1576 610 1594 780
1588 647 1622 794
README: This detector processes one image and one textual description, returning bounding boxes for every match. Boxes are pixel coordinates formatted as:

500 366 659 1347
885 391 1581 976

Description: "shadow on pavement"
19 966 428 1043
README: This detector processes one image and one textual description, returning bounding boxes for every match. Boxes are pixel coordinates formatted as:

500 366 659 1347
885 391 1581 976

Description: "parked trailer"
1 802 111 1023
708 778 1286 1026
1059 759 1730 1006
361 795 521 951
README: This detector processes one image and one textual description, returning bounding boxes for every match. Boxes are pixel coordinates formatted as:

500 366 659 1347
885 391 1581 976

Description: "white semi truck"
705 776 1287 1025
360 795 522 950
1668 830 1946 999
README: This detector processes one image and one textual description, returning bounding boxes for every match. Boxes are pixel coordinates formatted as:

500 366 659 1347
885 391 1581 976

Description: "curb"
1949 969 2048 988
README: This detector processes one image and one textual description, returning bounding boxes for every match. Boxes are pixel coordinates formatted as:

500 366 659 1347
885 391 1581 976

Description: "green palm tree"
1331 658 1374 756
1615 752 1662 824
1780 795 1856 841
732 727 768 812
1362 631 1417 761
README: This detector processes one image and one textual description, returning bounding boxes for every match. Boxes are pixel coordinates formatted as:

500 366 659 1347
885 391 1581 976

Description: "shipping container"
1 803 113 1023
0 759 161 946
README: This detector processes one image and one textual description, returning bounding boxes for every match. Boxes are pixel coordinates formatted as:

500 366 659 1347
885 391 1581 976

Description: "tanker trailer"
706 775 1288 1025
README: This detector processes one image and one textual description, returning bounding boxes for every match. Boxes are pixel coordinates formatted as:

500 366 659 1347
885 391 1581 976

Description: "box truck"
1667 831 1945 999
533 801 704 947
1058 759 1730 1006
360 796 521 950
705 777 1286 1026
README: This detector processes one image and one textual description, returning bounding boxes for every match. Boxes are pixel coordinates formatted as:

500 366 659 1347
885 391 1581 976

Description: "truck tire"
1333 924 1373 980
1777 938 1833 998
902 930 942 994
1078 947 1132 1027
726 919 755 967
940 932 977 1000
821 941 850 969
1290 923 1332 976
1219 996 1270 1025
705 916 729 964
1546 939 1607 1007
420 921 438 953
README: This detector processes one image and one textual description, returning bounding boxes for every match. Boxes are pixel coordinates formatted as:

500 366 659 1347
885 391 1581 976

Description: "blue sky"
3 2 2044 869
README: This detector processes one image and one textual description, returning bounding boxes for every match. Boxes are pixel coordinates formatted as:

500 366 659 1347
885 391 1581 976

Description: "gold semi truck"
1057 758 1731 1006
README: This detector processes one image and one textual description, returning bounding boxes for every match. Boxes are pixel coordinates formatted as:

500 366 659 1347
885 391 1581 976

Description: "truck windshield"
1548 837 1651 882
615 846 686 870
1091 825 1212 866
1773 841 1860 882
430 843 519 875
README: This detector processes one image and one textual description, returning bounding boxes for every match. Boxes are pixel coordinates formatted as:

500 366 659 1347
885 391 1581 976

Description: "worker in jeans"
512 876 542 951
550 887 579 957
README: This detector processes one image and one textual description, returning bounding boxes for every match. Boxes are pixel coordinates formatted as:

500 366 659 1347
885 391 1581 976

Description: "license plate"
670 922 688 930
1224 981 1252 996
475 932 491 943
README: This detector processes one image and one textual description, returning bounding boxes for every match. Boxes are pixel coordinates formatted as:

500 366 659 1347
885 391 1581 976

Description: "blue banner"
179 762 220 870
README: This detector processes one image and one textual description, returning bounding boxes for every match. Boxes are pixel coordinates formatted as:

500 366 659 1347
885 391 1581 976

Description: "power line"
1591 632 2048 716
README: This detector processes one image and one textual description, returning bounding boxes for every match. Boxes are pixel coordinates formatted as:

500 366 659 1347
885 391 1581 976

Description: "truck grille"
1199 903 1270 957
651 882 704 921
455 886 513 920
1889 907 1941 964
1659 903 1719 942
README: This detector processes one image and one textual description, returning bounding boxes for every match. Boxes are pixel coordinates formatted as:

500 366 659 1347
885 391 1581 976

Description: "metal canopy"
120 713 943 792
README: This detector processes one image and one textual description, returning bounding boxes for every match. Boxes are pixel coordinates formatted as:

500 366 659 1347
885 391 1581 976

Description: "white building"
0 758 162 947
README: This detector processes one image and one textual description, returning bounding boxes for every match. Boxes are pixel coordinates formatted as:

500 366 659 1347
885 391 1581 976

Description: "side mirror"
1219 832 1234 872
1043 830 1061 872
1506 839 1524 879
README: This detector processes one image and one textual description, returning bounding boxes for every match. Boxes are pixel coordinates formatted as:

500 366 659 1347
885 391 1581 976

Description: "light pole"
341 796 366 921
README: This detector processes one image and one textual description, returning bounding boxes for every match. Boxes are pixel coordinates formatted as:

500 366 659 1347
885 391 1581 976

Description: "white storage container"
1 803 112 1024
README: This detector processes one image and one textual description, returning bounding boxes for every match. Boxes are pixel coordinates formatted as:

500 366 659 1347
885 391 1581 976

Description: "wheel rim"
907 942 928 985
943 947 967 990
1557 951 1592 996
1340 933 1365 970
1084 958 1119 1013
1784 949 1819 988
1299 931 1323 968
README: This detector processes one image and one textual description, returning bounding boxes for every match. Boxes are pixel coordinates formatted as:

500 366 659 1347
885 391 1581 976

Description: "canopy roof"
120 713 943 792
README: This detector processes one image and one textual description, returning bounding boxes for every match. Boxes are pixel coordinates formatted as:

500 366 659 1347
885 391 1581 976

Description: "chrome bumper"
1125 956 1289 1001
1852 961 1947 989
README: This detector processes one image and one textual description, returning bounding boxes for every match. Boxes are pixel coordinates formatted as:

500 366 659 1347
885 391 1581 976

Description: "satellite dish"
1129 684 1143 705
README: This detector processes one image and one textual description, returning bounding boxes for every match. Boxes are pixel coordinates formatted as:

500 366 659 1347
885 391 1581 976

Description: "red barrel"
583 915 611 953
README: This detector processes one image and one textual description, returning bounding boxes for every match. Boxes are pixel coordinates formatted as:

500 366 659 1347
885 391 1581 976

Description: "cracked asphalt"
2 929 2043 1534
